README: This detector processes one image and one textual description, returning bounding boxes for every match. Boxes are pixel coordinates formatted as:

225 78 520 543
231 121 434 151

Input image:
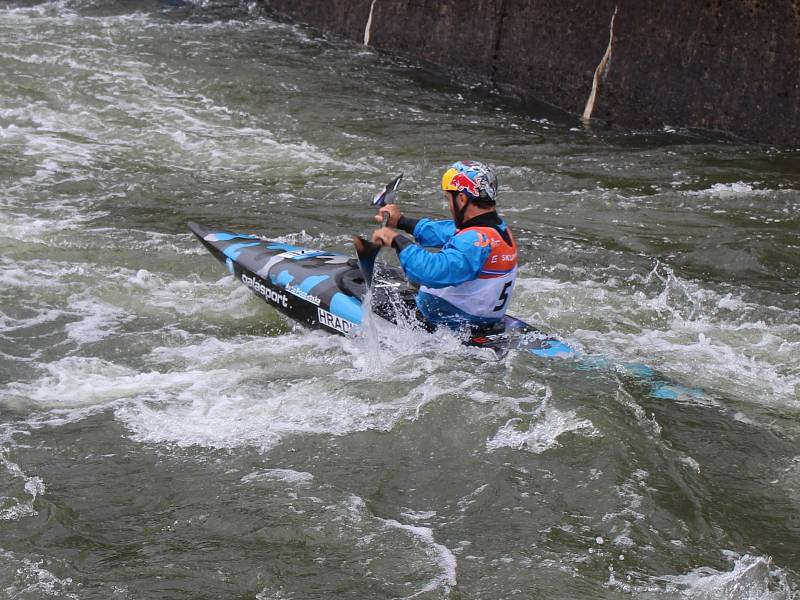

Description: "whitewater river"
1 1 799 598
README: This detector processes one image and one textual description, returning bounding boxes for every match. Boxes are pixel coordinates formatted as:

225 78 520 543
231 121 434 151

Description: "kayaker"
371 160 518 331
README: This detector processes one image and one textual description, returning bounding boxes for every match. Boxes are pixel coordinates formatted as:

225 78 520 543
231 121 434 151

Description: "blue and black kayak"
188 222 576 358
189 222 709 400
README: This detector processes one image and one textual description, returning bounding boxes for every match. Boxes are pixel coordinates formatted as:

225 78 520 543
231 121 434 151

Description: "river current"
1 2 799 598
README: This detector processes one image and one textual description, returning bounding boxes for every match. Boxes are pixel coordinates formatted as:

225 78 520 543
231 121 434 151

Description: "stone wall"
260 0 800 145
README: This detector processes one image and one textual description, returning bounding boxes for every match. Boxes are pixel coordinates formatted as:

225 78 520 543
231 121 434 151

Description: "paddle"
374 172 403 226
352 173 403 287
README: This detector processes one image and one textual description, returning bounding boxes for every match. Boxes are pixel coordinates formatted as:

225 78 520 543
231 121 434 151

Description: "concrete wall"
260 0 800 145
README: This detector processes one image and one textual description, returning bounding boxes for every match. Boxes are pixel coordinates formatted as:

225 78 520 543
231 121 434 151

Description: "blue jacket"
399 218 490 287
392 213 516 327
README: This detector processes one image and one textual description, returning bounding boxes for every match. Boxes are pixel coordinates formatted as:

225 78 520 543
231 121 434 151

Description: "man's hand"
371 227 399 248
374 204 402 228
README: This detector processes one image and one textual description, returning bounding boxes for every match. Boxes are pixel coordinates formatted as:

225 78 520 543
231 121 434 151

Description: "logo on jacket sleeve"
472 231 490 247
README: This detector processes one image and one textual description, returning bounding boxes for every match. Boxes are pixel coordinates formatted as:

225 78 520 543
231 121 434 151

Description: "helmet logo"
448 172 479 197
441 161 498 202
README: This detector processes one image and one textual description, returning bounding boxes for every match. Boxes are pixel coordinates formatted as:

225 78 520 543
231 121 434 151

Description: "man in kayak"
371 160 518 332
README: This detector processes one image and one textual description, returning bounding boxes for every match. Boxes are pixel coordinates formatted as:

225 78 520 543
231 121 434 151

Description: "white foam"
64 295 133 345
653 554 795 600
112 328 458 451
0 257 87 289
399 509 437 522
0 208 102 244
240 469 314 486
0 258 268 362
0 428 45 522
600 469 650 550
145 333 328 371
486 398 600 454
1 356 208 412
0 548 79 599
378 518 458 598
56 228 207 256
0 11 375 213
683 182 794 199
117 366 401 451
514 263 800 411
122 269 263 319
457 484 489 512
0 306 66 336
68 306 496 454
255 588 291 600
337 495 457 598
688 181 756 196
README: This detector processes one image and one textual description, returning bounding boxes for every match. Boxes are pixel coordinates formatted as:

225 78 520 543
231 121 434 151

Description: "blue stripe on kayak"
207 232 260 242
576 355 612 370
621 362 656 378
223 242 260 260
266 243 303 252
298 275 328 293
651 384 681 400
650 382 705 400
573 356 708 402
529 340 575 358
330 293 362 324
273 270 294 287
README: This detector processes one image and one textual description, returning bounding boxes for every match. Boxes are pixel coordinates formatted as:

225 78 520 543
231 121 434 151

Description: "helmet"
441 160 497 203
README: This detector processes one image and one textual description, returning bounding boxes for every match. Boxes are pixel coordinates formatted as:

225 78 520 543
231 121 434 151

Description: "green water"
1 1 799 598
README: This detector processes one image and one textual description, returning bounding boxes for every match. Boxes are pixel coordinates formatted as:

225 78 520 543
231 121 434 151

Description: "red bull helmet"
441 160 498 203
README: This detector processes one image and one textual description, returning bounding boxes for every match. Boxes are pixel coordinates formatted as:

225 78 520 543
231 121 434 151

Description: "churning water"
1 1 799 598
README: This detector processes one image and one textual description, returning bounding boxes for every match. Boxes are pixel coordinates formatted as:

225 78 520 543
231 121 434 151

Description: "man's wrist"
396 215 419 234
392 234 413 252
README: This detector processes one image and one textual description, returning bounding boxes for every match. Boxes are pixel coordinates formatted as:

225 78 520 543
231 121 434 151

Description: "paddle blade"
352 235 382 288
372 173 403 207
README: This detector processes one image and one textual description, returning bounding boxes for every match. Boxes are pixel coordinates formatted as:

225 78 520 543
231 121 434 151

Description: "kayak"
188 222 576 358
188 221 713 400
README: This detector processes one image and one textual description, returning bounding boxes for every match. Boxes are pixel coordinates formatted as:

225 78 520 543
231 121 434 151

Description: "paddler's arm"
376 206 454 248
409 218 456 248
372 228 488 288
